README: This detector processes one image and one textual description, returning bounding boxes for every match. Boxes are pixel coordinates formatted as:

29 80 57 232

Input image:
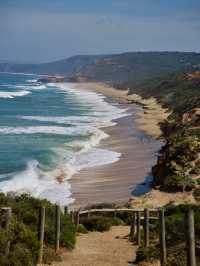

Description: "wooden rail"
0 206 197 266
76 207 196 266
78 208 158 214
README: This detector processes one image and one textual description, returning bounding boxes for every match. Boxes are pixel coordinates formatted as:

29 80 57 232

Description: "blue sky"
0 0 200 62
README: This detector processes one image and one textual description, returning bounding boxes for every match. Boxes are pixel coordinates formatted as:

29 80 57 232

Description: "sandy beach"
72 83 170 139
58 82 166 208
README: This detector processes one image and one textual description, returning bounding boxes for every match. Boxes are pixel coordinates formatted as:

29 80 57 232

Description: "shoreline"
59 82 164 208
68 82 197 209
70 82 170 139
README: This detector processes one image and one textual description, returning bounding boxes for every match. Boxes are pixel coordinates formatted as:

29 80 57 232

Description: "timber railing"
72 207 196 266
0 206 197 266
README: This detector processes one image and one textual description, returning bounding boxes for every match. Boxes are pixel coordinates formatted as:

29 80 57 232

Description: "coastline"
69 82 197 208
59 82 164 208
70 82 170 139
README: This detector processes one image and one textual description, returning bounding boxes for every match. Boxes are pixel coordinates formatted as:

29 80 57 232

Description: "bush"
81 215 124 232
110 217 124 226
82 216 112 232
164 175 195 191
76 224 88 234
193 188 200 201
0 193 76 265
135 246 160 263
116 212 133 225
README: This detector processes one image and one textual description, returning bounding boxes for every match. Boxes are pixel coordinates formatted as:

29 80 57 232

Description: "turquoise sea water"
0 73 129 205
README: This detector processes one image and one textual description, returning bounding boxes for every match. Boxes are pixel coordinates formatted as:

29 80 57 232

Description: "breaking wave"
0 90 30 98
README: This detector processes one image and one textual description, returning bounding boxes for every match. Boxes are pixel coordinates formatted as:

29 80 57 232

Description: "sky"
0 0 200 63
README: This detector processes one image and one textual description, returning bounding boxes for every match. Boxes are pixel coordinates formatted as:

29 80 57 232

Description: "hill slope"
119 72 200 192
0 52 200 83
0 55 104 76
74 52 200 83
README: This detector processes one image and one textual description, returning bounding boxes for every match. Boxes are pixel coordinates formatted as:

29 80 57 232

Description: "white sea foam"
18 115 115 127
0 71 42 76
47 83 56 87
27 79 38 83
0 160 74 205
74 148 121 170
0 125 108 139
16 84 47 90
28 85 47 90
0 82 130 205
0 146 121 206
0 90 30 98
58 83 130 120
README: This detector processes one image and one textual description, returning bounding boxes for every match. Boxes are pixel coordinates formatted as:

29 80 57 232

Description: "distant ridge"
0 52 200 83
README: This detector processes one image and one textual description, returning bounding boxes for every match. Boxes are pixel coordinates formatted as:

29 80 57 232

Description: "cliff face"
150 76 200 191
116 72 200 192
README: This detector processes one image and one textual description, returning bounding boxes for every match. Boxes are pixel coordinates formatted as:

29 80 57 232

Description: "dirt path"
52 226 137 266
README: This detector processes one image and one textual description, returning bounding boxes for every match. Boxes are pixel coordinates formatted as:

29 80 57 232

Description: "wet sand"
69 103 162 208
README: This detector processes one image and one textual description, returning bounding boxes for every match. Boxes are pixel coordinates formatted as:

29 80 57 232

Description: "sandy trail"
51 226 137 266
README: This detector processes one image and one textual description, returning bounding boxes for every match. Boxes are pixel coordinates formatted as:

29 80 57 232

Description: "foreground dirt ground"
52 226 137 266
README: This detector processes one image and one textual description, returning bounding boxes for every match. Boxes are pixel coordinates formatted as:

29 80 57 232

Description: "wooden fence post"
71 210 75 223
136 211 141 246
5 208 12 257
55 205 60 253
130 211 136 242
186 209 196 266
64 206 68 216
159 209 167 266
38 206 45 265
75 210 80 227
144 208 149 248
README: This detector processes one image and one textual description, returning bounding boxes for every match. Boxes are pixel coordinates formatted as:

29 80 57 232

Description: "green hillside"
0 55 104 76
0 52 200 83
119 72 200 192
75 52 200 83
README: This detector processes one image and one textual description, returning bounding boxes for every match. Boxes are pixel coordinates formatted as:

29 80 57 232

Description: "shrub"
193 188 200 201
115 212 133 225
76 224 88 234
164 175 195 191
110 217 124 226
135 246 160 263
82 216 112 232
0 193 76 265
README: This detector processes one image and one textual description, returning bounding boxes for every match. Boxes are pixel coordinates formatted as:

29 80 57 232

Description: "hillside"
0 55 104 76
118 72 200 193
0 52 200 83
74 52 200 83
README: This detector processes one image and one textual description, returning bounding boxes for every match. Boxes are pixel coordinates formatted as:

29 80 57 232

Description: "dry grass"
130 189 197 209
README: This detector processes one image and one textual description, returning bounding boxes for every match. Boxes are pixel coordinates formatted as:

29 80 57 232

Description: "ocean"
0 73 129 205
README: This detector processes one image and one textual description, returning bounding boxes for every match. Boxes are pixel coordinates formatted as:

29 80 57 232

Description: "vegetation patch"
0 193 76 266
